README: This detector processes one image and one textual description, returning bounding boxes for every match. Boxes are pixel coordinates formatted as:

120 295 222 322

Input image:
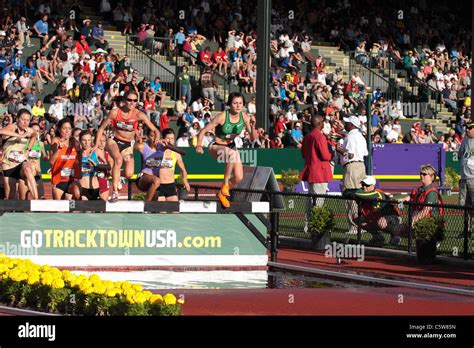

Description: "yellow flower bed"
0 255 183 316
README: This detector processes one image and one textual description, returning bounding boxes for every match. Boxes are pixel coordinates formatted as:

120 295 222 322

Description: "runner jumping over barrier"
196 92 256 208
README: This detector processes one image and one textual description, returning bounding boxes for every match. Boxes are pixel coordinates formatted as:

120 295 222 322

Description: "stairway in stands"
308 36 455 134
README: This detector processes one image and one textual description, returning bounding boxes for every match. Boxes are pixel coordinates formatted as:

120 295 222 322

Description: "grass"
277 195 473 257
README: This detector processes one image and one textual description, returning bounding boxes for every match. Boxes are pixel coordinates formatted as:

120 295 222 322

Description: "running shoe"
217 191 230 208
109 191 119 203
220 184 230 197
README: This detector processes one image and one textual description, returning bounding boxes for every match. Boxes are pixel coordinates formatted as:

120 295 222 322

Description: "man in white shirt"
191 97 203 114
337 115 369 234
48 98 64 122
176 133 190 147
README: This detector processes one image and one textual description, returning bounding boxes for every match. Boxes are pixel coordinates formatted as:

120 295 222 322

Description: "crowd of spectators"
0 0 471 157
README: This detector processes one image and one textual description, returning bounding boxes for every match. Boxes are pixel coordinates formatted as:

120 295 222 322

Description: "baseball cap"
343 116 361 128
80 35 86 39
361 176 376 186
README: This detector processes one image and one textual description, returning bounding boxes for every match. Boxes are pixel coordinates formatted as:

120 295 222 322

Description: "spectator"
200 67 217 104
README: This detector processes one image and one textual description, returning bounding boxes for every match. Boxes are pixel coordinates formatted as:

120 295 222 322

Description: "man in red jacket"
300 114 334 232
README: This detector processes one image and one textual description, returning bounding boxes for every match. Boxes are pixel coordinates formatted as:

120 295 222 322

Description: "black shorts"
209 141 236 150
3 164 23 180
81 187 100 200
53 181 75 193
158 183 177 197
114 137 133 153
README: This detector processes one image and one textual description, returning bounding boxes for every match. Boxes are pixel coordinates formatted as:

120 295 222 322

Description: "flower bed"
0 255 183 316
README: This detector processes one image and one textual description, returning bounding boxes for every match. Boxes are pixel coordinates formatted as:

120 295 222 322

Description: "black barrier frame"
188 184 474 262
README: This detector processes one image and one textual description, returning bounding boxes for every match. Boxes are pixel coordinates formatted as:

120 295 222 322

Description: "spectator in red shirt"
75 35 91 55
212 46 229 76
274 114 286 137
159 108 169 131
199 46 213 68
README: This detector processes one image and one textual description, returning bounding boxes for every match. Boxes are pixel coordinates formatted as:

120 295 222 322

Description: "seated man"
354 176 403 245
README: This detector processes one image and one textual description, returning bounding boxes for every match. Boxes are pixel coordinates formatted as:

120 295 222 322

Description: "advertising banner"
0 213 268 268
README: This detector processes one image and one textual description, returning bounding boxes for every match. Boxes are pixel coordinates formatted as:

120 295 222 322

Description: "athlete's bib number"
8 151 25 163
161 158 173 168
29 150 41 159
61 167 74 178
145 158 161 168
116 121 134 131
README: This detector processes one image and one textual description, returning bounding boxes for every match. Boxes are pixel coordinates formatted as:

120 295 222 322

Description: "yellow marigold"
27 275 40 286
89 274 101 282
8 269 21 282
131 283 143 292
61 270 76 283
142 291 153 301
82 286 94 295
132 292 146 304
150 294 163 304
51 278 65 289
177 298 185 305
113 287 123 296
124 289 136 298
125 294 135 304
163 294 177 305
41 265 51 272
18 272 28 282
92 283 107 295
106 289 117 297
41 273 54 286
49 267 62 279
79 280 92 291
0 264 8 274
121 282 132 291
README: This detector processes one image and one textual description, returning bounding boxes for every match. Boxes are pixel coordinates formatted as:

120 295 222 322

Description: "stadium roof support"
256 0 271 130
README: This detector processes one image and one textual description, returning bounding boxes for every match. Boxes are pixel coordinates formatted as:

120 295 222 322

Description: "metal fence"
187 184 473 261
125 35 179 100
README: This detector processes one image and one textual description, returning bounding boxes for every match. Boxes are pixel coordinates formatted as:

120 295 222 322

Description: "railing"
125 35 179 100
187 184 473 262
348 51 403 103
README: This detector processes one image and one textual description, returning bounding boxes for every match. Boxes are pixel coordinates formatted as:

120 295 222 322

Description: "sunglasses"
361 183 371 188
467 126 474 130
420 173 431 177
127 98 138 102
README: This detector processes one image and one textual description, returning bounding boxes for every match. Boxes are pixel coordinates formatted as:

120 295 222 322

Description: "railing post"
194 187 199 201
269 192 278 262
356 198 362 245
407 203 413 253
463 206 469 260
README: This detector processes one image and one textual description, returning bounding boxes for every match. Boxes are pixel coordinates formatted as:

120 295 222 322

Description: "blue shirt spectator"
21 66 37 78
371 113 381 128
183 111 194 124
279 86 287 100
174 29 186 45
290 125 303 145
94 81 105 94
91 26 104 40
149 78 162 93
34 17 48 35
372 88 382 103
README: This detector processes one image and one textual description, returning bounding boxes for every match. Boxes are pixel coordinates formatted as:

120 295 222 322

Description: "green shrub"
280 169 300 192
413 216 445 242
309 206 335 235
132 192 147 201
445 167 460 190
